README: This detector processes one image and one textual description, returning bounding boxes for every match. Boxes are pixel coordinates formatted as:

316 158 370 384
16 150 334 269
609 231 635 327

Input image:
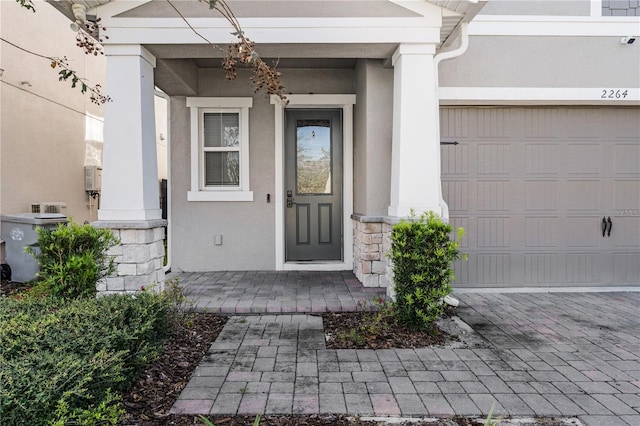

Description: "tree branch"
0 37 110 104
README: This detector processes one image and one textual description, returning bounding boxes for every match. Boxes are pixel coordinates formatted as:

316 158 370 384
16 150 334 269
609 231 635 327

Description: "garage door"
441 107 640 288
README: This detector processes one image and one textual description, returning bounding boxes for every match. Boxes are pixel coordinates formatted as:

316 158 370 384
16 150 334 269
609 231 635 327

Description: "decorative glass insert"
205 152 239 186
296 119 331 194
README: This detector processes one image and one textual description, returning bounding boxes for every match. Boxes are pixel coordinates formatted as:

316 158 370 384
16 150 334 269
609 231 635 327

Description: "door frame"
271 94 355 271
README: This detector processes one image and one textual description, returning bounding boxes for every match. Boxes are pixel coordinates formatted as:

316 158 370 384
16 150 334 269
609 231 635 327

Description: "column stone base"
352 214 400 297
92 219 167 294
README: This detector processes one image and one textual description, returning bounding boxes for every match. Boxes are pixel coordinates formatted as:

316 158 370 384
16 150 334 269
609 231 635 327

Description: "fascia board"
100 18 441 45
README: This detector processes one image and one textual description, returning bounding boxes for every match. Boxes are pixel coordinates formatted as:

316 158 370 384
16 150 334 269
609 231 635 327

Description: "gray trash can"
0 213 68 283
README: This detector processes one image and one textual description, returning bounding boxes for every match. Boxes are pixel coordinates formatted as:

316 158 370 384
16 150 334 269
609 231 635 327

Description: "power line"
0 79 104 121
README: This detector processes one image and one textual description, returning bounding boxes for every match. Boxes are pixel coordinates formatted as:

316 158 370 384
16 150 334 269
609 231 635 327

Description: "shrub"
389 211 464 330
0 292 171 425
26 221 119 299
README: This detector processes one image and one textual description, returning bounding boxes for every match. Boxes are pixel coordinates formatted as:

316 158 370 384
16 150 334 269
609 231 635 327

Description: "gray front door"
285 109 343 261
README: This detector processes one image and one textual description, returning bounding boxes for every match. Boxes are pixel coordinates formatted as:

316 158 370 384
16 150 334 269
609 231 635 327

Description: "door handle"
602 216 607 237
287 190 295 208
607 216 612 237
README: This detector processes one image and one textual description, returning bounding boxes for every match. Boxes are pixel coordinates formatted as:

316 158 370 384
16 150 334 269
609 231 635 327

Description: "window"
186 97 253 201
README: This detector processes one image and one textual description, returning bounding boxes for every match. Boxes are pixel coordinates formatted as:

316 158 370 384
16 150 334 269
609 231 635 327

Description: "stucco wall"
440 36 640 88
479 0 591 16
170 68 355 271
0 0 106 222
353 60 393 217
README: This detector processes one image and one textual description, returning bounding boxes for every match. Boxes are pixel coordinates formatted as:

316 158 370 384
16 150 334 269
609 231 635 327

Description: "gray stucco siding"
170 68 356 272
440 36 640 88
479 0 591 16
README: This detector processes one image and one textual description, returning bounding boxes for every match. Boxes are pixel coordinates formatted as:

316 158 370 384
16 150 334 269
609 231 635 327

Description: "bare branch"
168 0 288 102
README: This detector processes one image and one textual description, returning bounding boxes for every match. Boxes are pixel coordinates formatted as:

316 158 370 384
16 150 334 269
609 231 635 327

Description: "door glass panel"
296 119 331 194
204 113 239 147
205 152 239 186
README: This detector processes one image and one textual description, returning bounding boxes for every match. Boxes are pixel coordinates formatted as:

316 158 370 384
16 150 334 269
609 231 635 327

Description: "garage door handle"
602 217 607 237
607 216 612 237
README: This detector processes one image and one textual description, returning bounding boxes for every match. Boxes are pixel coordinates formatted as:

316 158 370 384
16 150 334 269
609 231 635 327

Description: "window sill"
187 191 254 202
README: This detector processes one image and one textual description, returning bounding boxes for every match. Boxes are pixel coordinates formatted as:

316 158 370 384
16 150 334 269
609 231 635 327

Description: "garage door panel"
524 216 557 247
526 144 559 175
564 180 601 212
477 217 510 248
477 180 509 211
475 253 511 285
477 108 509 138
525 181 558 211
525 108 558 139
443 181 469 211
614 144 640 175
609 216 640 247
442 107 639 288
441 144 470 175
614 180 639 210
613 253 640 284
565 253 601 284
565 216 602 248
566 109 602 139
525 253 559 284
478 144 511 174
566 143 601 175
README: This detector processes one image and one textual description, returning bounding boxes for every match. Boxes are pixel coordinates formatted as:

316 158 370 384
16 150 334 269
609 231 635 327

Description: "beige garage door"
441 107 640 288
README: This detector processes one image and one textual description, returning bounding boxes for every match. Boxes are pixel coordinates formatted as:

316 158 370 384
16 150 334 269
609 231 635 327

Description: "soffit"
117 0 420 18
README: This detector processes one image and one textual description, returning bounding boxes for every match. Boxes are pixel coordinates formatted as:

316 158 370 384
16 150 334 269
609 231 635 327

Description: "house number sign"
601 89 629 99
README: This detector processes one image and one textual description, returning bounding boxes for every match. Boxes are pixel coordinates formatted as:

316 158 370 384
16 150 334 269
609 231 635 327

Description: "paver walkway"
171 290 640 426
174 271 387 313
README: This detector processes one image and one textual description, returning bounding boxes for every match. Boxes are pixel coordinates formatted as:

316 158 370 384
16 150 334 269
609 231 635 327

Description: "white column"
98 45 161 221
388 44 442 218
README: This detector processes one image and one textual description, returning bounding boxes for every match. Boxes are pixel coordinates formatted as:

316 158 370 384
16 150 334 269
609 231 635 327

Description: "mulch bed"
322 311 449 349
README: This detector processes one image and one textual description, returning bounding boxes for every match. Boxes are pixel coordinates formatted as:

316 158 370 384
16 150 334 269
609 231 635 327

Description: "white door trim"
270 94 356 271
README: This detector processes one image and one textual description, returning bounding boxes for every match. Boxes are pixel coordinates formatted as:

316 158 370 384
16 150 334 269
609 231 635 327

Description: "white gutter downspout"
433 22 470 223
434 23 470 309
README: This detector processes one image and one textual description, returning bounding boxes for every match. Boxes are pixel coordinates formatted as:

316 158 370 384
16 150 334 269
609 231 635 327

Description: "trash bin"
0 213 68 283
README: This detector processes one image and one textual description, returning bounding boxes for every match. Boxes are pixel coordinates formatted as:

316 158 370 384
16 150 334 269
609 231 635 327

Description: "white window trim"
186 97 253 202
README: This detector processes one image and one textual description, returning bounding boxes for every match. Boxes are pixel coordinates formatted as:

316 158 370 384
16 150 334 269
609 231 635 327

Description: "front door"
285 109 343 261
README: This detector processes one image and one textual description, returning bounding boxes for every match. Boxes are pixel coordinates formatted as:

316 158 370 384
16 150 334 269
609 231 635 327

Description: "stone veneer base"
92 219 168 294
351 214 401 297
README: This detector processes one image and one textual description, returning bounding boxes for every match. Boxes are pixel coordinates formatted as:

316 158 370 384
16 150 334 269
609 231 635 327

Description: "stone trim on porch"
92 220 167 294
351 214 401 293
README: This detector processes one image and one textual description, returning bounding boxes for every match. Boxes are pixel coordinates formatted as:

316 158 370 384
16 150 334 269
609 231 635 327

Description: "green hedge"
389 211 464 330
0 292 171 425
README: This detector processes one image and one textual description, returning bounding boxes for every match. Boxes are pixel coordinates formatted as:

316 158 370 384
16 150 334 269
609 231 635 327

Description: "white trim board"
470 15 640 36
439 87 640 105
270 94 356 272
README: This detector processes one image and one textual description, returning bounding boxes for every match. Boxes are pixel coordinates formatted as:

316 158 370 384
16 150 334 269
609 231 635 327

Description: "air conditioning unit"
31 202 67 214
85 165 102 192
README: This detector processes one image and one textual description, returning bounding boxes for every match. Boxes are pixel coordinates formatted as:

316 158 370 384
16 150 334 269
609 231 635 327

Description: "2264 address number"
601 89 628 99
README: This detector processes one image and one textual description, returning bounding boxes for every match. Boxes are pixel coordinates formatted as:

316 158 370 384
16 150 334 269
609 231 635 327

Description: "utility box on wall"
85 165 102 192
0 213 68 283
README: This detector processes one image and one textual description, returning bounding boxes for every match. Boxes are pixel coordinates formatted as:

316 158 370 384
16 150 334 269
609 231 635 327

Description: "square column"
98 45 161 221
388 44 442 218
94 45 166 294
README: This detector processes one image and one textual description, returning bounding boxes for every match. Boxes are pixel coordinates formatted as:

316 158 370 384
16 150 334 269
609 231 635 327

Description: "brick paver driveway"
172 290 640 426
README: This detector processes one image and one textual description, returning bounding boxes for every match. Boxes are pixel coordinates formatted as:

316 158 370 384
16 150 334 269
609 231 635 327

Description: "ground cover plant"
0 290 172 425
